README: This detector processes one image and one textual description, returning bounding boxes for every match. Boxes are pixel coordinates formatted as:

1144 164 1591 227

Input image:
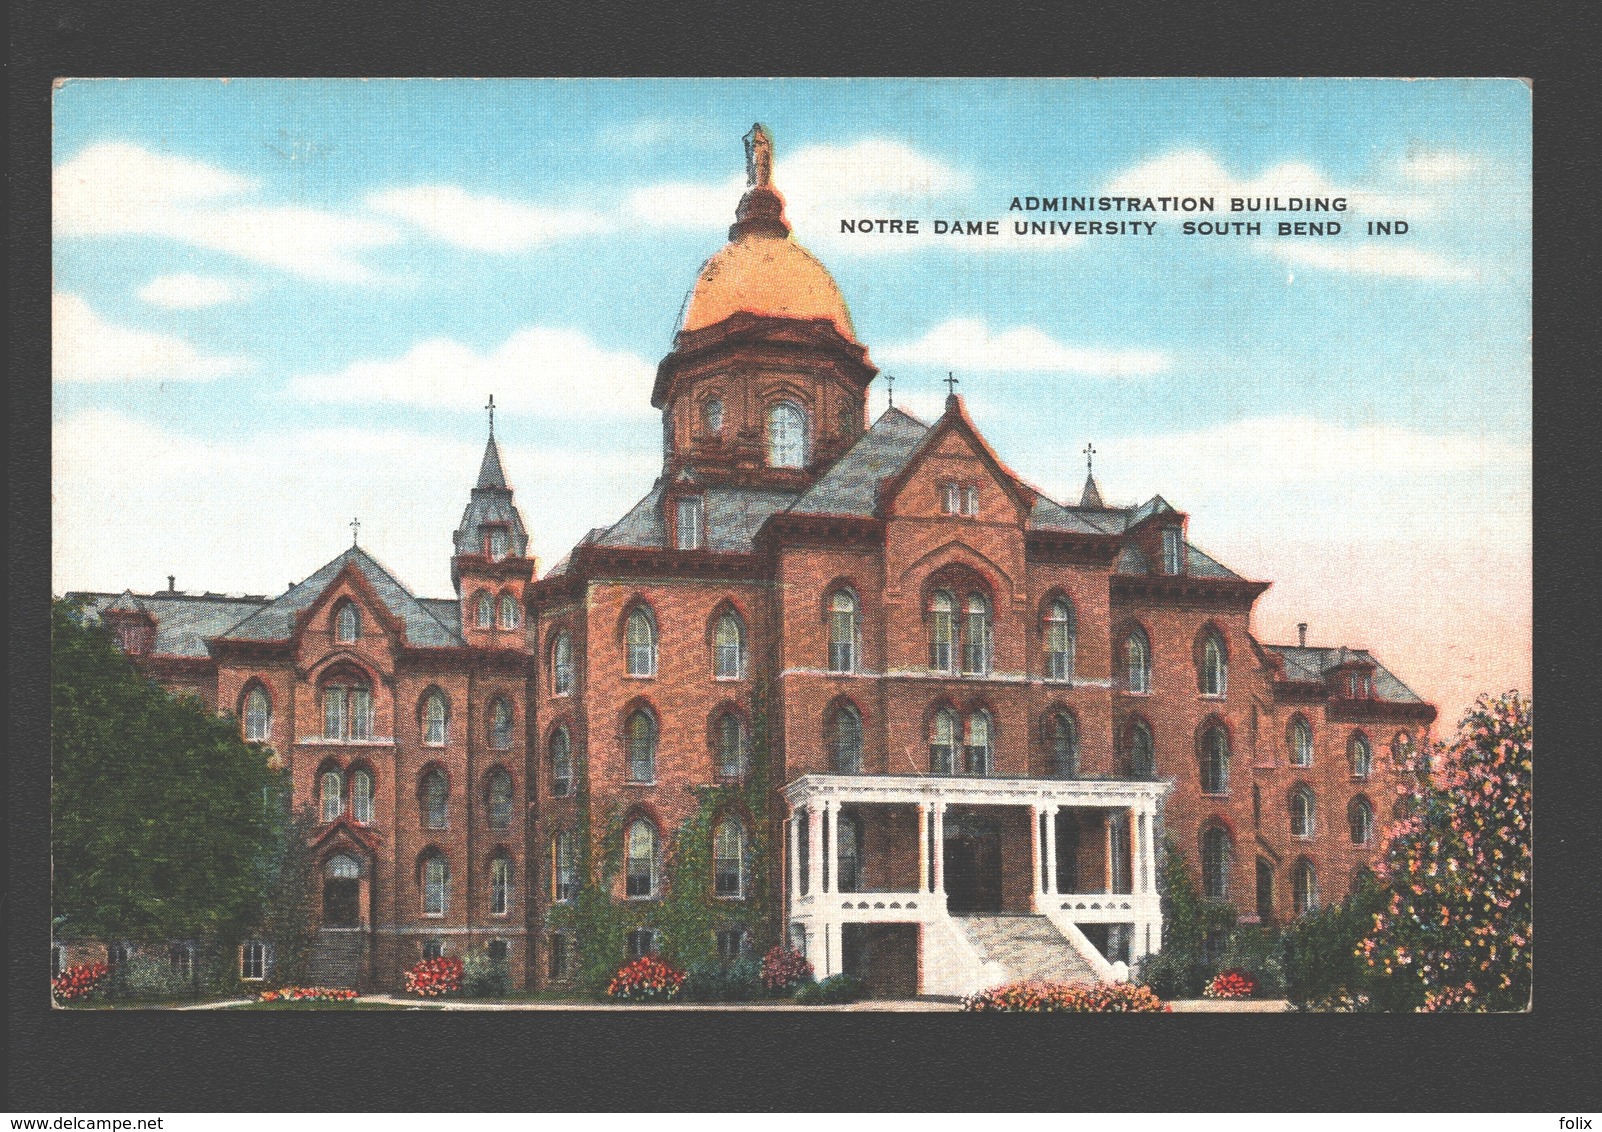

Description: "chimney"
1297 622 1308 647
168 575 176 593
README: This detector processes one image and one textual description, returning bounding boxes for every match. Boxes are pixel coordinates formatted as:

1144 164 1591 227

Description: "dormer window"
1345 672 1372 699
1162 529 1184 575
335 602 360 643
676 496 704 551
486 528 509 561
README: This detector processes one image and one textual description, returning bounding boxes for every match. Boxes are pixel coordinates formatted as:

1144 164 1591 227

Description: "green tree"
51 598 280 951
1359 691 1532 1011
1138 836 1235 999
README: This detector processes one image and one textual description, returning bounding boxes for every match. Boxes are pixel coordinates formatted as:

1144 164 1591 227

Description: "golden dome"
680 226 857 340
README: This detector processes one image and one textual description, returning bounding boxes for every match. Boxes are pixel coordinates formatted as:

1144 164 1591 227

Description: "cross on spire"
485 393 496 436
945 371 960 397
885 373 895 408
1084 442 1097 474
350 516 361 546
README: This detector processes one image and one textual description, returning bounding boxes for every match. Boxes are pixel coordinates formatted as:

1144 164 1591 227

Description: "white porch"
781 774 1168 997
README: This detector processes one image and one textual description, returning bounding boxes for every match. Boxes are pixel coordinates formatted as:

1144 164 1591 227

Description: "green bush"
1279 877 1413 1011
685 955 763 1003
793 973 863 1005
1218 926 1286 998
111 954 194 1001
1136 838 1236 999
462 952 512 998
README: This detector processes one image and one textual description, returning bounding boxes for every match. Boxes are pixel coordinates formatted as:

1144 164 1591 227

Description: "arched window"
1289 717 1313 767
498 592 519 630
320 768 343 823
350 767 374 824
1293 858 1319 916
486 767 514 830
964 710 993 776
1349 733 1373 779
1125 627 1151 693
625 819 659 898
625 709 657 783
421 852 449 916
1129 719 1156 779
929 708 958 775
490 855 514 916
335 602 360 643
423 691 448 747
828 590 858 673
1200 726 1231 795
489 697 514 750
928 590 956 672
963 593 993 675
705 398 724 433
552 831 577 902
550 728 573 796
1201 826 1231 901
625 607 657 677
1044 598 1075 681
715 712 746 780
1290 786 1316 838
552 631 574 695
421 769 448 830
475 591 494 629
713 818 745 897
767 401 806 468
830 702 863 774
1349 796 1375 845
714 611 745 679
321 668 372 741
243 686 272 742
837 812 863 892
1047 711 1078 778
1200 630 1227 696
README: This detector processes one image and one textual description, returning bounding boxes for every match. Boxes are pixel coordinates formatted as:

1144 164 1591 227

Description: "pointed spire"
477 432 508 490
1080 472 1104 509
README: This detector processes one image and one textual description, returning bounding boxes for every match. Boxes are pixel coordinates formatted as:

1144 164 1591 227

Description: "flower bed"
403 956 464 997
52 962 109 1002
962 979 1171 1013
759 945 814 995
257 986 359 1003
1203 969 1257 999
607 956 686 1003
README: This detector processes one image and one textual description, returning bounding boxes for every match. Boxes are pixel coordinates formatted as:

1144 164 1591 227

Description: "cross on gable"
485 393 496 434
945 372 960 396
1084 442 1097 474
350 517 361 545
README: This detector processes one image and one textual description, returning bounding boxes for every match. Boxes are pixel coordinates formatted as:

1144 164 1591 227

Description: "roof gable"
877 397 1035 520
788 406 929 518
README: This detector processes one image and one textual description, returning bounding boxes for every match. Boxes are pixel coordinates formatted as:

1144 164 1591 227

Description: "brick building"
71 128 1435 997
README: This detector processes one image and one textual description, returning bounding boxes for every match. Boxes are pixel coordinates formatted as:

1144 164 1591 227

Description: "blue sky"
51 78 1531 725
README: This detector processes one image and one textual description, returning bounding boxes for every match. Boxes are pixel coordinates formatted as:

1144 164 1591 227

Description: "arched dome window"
963 710 993 776
320 767 344 823
488 697 514 750
421 769 449 830
335 601 360 643
1200 630 1227 696
490 855 514 916
1129 719 1156 779
1349 733 1373 779
704 398 724 434
422 691 448 747
963 593 993 675
475 591 494 629
928 590 956 673
350 767 373 824
625 709 657 783
767 402 806 468
714 712 746 780
498 592 519 630
486 767 514 831
552 631 575 696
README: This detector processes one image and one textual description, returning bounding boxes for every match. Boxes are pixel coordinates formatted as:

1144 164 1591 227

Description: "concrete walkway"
358 994 962 1011
1167 998 1290 1012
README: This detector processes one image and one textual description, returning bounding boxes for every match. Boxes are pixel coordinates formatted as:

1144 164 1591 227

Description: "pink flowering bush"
403 956 464 997
963 979 1170 1013
759 945 814 995
607 956 686 1003
52 961 108 1002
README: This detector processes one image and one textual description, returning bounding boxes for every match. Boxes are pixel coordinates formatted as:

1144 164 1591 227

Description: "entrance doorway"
944 813 1002 913
323 854 361 927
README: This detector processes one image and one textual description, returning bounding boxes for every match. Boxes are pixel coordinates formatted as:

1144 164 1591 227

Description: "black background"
9 0 1601 1112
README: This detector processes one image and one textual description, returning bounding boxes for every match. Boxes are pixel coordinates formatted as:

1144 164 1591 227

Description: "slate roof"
593 483 800 553
1263 644 1424 704
75 591 268 658
1031 496 1126 535
1114 544 1151 574
789 407 931 517
418 598 462 638
1184 543 1243 579
1125 495 1177 527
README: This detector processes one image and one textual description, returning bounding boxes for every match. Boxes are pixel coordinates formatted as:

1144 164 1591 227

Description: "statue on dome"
744 123 774 188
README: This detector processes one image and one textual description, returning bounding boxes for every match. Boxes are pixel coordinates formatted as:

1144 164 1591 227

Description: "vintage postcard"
50 78 1531 1014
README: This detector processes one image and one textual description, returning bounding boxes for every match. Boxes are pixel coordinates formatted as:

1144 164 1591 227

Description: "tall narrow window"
421 769 449 829
336 602 359 643
625 608 656 677
767 402 806 468
625 819 658 898
320 769 344 823
1129 720 1156 779
1349 733 1373 779
1201 826 1231 901
940 482 960 514
490 856 513 916
704 398 724 433
244 687 271 742
964 711 993 775
627 928 658 959
1293 859 1319 915
1256 859 1275 923
476 591 494 628
1200 632 1227 696
828 590 858 673
350 768 373 824
830 703 862 774
1289 718 1313 767
550 728 573 796
713 818 745 897
351 686 372 740
1201 726 1230 795
837 813 861 893
715 713 746 780
552 631 574 695
553 831 576 902
676 497 704 551
486 768 513 830
498 593 519 630
1349 797 1375 846
422 853 449 916
1290 786 1316 838
487 528 509 560
1162 528 1184 575
241 940 267 981
625 710 657 783
713 611 744 679
1048 711 1078 778
323 685 348 740
489 698 513 750
1125 628 1151 693
962 485 979 517
929 709 958 775
1044 598 1075 681
423 692 448 746
928 591 955 672
963 593 992 675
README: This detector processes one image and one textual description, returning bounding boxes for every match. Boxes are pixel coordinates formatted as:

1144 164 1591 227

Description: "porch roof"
781 773 1168 809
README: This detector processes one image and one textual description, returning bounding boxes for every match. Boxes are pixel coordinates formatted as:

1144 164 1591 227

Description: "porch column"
917 802 931 893
932 801 947 896
822 799 839 896
1030 803 1043 909
1044 804 1060 897
1140 803 1158 895
806 805 825 898
1104 809 1115 893
788 807 802 906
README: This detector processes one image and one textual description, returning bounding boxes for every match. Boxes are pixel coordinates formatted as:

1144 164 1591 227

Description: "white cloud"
1400 150 1482 183
53 293 249 383
136 273 248 308
366 185 612 252
1266 241 1478 282
878 318 1170 376
54 142 398 282
287 326 656 417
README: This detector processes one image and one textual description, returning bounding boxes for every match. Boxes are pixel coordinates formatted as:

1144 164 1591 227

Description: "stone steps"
958 915 1102 984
